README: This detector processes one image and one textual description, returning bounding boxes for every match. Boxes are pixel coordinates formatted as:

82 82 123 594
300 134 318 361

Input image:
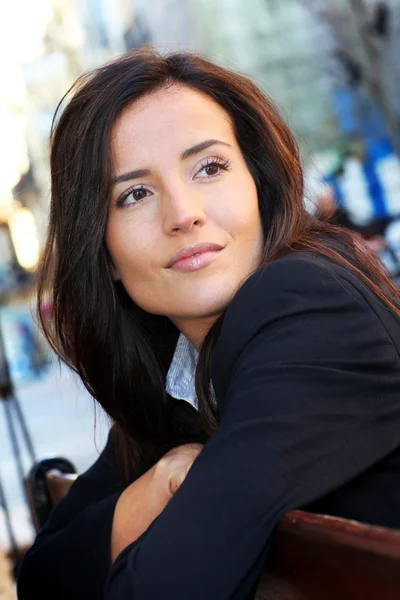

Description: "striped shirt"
166 334 199 410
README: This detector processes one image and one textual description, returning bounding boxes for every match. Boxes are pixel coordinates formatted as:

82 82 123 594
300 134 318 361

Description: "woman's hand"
157 443 203 495
110 443 202 562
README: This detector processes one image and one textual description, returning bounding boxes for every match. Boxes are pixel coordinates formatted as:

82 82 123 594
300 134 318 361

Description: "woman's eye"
202 163 220 176
130 187 148 201
196 159 230 179
117 186 150 207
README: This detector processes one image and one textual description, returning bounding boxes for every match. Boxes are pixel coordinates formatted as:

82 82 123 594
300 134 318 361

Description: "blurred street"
0 364 109 550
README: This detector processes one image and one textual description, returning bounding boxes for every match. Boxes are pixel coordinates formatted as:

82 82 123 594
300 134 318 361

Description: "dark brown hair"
38 48 400 482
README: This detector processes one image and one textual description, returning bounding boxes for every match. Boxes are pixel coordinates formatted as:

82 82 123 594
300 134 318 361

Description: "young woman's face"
106 84 263 345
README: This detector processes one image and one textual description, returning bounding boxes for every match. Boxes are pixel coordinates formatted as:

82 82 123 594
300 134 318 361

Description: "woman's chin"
168 289 235 321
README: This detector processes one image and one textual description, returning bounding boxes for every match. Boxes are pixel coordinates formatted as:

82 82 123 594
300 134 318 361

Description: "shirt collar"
166 333 199 410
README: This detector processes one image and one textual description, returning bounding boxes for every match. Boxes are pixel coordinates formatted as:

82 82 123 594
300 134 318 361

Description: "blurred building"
0 0 84 292
0 0 140 295
133 0 198 52
191 0 341 153
74 0 143 67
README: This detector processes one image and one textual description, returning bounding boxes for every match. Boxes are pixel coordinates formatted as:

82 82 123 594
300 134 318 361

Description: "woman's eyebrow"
112 168 150 185
112 139 231 185
180 139 231 160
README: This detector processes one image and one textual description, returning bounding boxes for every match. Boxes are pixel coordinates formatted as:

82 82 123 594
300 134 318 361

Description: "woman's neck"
171 314 221 350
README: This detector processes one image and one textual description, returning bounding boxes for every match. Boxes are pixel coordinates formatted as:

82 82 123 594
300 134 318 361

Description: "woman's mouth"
166 243 224 272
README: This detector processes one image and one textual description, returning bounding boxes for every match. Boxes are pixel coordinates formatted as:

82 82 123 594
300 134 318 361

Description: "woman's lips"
169 249 222 272
166 243 224 271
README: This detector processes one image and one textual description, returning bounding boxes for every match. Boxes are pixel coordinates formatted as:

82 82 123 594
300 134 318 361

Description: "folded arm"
17 430 121 600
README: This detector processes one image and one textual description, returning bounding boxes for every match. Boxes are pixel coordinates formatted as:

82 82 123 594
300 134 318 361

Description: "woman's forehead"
110 85 235 169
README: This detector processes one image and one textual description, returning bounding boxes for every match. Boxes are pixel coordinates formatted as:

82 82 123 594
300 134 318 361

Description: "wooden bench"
26 462 400 599
257 510 400 600
25 457 78 533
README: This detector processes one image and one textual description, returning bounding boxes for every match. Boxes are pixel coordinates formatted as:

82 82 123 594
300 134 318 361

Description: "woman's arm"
111 443 202 561
17 430 121 600
104 255 400 600
17 427 202 600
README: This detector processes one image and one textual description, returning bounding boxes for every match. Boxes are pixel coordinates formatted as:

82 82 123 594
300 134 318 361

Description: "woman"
18 49 400 600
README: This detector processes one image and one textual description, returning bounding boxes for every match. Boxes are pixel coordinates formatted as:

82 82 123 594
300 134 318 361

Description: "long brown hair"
38 48 400 482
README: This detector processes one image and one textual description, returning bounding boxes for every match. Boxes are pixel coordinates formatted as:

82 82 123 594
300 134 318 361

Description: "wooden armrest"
45 470 78 506
256 510 400 600
25 457 78 531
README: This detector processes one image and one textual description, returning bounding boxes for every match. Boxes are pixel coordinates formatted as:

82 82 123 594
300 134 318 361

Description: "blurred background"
1 0 400 582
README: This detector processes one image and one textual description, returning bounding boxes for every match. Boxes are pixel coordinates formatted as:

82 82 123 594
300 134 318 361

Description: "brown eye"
116 185 151 208
196 159 230 179
133 188 148 201
204 163 219 176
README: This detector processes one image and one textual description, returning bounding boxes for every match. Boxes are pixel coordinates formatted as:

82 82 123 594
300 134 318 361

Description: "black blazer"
18 252 400 600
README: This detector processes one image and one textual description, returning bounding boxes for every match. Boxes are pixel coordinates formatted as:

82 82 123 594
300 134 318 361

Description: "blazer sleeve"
17 428 122 600
104 255 400 600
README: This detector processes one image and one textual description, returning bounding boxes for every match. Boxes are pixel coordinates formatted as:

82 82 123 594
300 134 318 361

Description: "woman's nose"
162 187 206 235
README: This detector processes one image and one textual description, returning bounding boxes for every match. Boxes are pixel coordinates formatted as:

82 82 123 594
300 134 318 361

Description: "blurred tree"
347 0 400 155
304 0 400 156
